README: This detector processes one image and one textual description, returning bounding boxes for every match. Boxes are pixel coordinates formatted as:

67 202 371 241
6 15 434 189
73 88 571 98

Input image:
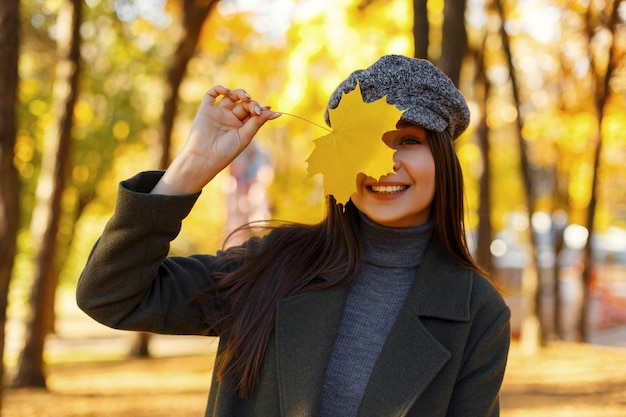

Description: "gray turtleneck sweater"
318 212 433 417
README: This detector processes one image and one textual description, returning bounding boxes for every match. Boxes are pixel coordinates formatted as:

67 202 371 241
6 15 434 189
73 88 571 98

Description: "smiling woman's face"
350 123 435 228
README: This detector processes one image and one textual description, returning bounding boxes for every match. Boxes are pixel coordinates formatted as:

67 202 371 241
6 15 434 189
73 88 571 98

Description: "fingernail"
254 105 262 115
244 92 251 98
269 112 281 120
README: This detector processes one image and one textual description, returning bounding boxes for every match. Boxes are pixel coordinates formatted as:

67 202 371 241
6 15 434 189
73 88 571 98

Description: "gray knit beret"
325 55 470 140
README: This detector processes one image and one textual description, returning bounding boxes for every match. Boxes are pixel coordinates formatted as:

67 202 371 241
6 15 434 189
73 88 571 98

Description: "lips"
369 184 408 194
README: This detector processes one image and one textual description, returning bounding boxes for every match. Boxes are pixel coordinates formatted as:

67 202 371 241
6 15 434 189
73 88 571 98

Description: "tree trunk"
473 39 494 275
494 0 543 349
552 210 565 339
412 0 429 59
578 0 622 342
130 0 219 358
438 0 467 86
157 0 219 169
12 0 82 388
0 0 20 410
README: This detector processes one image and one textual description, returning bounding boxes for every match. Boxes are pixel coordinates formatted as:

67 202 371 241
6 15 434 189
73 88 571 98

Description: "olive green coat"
76 171 510 417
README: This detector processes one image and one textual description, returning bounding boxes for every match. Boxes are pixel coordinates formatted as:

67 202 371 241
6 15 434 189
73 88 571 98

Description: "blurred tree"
495 0 544 348
6 0 185 369
12 0 82 388
412 0 499 277
578 0 623 342
157 0 220 170
130 0 220 358
472 35 494 275
439 0 467 86
414 0 496 274
479 0 626 345
413 0 429 58
504 0 626 343
0 0 20 410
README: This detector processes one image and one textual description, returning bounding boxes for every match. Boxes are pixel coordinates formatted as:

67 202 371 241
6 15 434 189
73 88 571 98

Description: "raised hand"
151 86 280 195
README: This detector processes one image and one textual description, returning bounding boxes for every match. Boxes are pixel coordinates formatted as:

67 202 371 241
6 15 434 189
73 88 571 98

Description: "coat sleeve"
446 278 511 417
76 171 227 336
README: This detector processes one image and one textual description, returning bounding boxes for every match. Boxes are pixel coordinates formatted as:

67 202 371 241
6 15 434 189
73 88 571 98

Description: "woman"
77 55 510 417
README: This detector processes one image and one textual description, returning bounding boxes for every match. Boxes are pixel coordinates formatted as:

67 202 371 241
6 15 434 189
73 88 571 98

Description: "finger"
230 100 276 126
217 88 252 109
204 85 231 106
232 99 263 121
237 109 281 145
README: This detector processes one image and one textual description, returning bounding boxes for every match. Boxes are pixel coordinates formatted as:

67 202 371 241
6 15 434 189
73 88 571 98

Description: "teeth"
371 185 407 193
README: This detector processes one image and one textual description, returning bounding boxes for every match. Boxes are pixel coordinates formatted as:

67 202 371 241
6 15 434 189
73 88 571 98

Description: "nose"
392 152 400 172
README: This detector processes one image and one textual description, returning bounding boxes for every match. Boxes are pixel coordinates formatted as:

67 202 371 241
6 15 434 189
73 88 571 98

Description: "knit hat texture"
325 55 470 140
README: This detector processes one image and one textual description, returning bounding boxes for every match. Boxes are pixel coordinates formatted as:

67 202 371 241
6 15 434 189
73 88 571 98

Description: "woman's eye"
400 137 421 145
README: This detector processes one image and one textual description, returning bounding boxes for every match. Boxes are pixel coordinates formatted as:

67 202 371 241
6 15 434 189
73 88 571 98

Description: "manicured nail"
244 92 251 98
254 105 262 115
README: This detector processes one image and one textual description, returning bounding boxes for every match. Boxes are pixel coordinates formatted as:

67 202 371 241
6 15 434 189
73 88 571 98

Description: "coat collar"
274 239 473 416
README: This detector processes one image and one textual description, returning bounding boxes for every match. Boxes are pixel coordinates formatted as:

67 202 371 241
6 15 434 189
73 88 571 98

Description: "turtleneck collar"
358 211 433 269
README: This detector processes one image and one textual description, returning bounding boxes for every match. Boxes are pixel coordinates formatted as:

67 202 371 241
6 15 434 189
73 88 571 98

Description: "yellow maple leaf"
306 83 402 204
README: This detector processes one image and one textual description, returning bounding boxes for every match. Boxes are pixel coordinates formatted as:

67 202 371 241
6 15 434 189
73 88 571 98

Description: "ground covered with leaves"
4 341 626 417
500 341 626 416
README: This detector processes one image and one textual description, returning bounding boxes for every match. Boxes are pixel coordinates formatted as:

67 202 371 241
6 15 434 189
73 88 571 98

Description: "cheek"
425 161 436 186
407 154 435 184
412 156 436 204
425 163 436 197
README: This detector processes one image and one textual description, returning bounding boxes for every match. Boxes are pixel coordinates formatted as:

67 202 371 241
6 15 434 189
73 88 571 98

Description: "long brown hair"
196 197 363 398
195 129 486 398
428 130 489 277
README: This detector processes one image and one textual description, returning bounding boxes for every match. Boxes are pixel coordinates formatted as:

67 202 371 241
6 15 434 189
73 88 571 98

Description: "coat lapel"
358 240 473 416
275 284 349 416
357 309 452 416
274 240 473 417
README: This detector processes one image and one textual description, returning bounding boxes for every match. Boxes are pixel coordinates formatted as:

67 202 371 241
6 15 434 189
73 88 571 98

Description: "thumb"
238 110 281 145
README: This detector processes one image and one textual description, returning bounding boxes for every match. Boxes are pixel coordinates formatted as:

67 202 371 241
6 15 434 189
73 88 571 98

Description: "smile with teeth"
370 184 408 194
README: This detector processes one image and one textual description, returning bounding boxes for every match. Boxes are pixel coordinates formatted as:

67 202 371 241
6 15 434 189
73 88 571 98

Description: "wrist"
150 154 218 195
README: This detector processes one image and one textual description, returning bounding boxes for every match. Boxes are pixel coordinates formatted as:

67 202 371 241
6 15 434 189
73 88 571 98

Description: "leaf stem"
276 112 332 133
